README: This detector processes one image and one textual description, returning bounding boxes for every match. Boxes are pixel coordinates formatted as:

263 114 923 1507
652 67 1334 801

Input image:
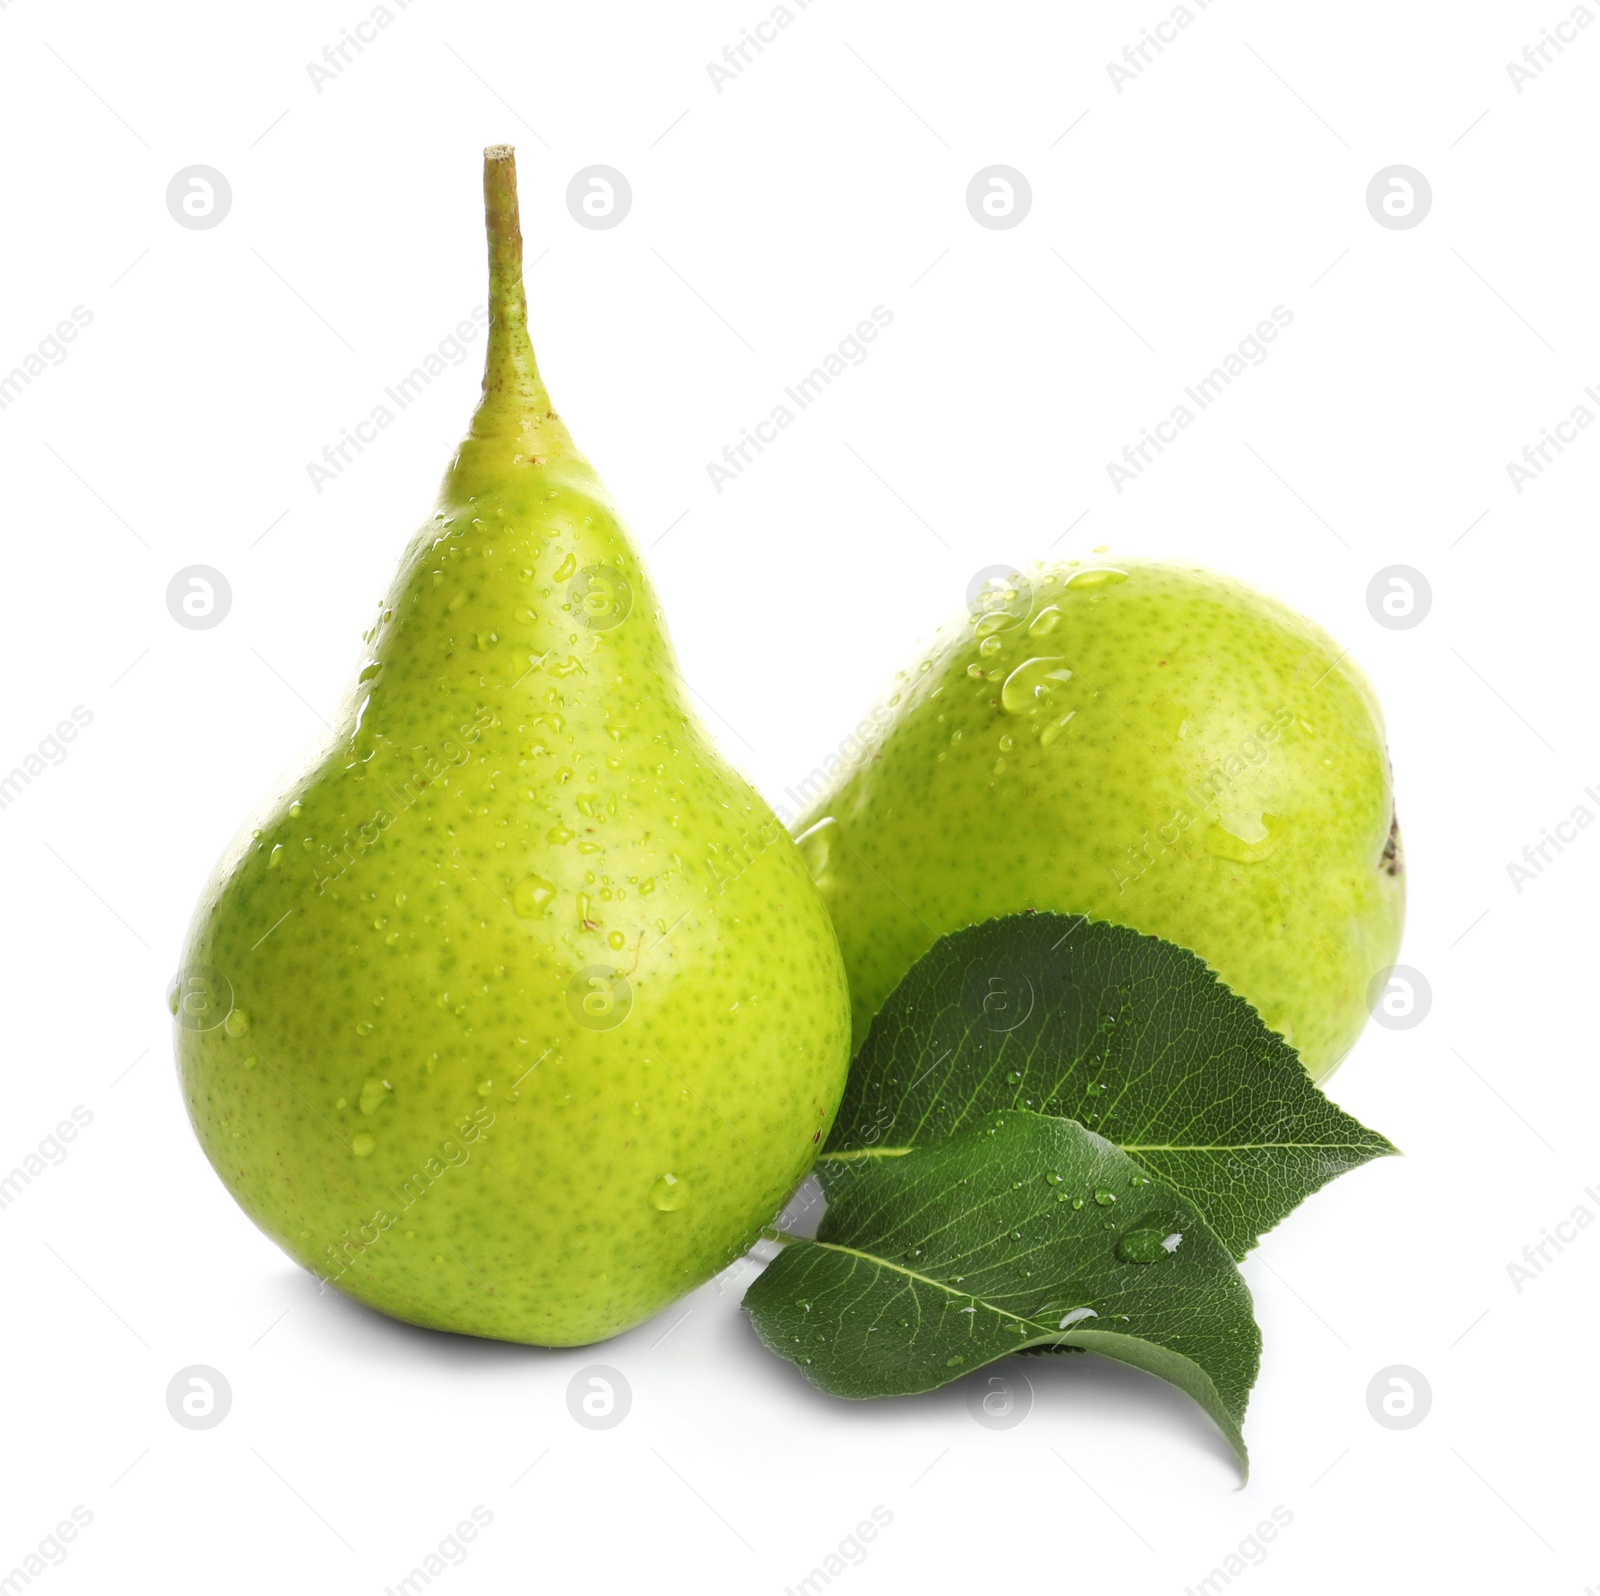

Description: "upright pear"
174 147 850 1344
794 560 1403 1080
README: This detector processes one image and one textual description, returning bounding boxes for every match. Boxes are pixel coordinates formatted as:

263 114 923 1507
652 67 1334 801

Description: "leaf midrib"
809 1239 1045 1332
825 1139 1381 1158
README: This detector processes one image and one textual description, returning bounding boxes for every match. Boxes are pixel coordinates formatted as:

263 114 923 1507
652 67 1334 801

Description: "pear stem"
474 145 551 439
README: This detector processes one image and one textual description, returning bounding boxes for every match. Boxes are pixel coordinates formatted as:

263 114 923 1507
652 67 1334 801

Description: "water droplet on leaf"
1116 1228 1181 1264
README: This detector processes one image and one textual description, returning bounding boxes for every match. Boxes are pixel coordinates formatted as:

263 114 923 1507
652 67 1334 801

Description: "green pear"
173 147 850 1345
794 559 1403 1080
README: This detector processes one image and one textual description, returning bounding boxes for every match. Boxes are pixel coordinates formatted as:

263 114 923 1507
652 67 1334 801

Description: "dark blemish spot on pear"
1382 813 1403 877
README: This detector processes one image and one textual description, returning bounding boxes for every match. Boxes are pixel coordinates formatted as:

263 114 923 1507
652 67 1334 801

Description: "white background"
0 1 1594 1591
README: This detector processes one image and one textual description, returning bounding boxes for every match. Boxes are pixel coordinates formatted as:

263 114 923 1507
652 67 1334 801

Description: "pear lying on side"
174 147 850 1345
794 559 1403 1080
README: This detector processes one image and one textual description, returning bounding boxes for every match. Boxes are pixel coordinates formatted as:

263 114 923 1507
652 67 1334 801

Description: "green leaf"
825 913 1397 1258
747 1110 1259 1471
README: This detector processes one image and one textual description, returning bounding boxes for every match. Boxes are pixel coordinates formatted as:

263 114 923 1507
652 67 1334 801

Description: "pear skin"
794 559 1403 1080
174 148 850 1345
